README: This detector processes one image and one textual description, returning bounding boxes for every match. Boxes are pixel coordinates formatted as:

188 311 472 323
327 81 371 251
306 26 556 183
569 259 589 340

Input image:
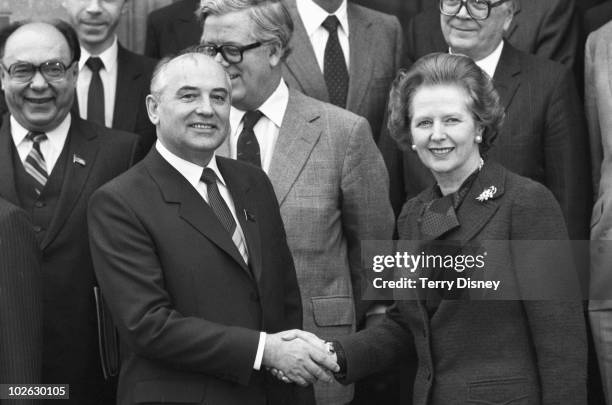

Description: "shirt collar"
230 79 289 130
78 36 119 74
448 40 504 78
296 0 349 38
10 113 71 149
155 140 227 189
475 41 504 78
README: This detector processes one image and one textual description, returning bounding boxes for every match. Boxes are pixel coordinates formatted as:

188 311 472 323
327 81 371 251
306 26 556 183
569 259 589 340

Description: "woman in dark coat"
329 53 587 404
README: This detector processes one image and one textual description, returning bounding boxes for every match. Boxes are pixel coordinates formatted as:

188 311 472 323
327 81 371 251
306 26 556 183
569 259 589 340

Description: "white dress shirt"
296 0 350 73
77 36 119 128
229 79 289 174
11 114 71 174
155 141 266 370
450 40 504 78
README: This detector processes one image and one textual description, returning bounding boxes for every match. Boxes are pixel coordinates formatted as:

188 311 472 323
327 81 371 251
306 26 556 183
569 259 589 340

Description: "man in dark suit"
88 52 338 405
405 0 579 68
64 0 157 152
281 0 403 142
0 20 140 404
0 197 42 405
380 0 591 240
144 0 201 59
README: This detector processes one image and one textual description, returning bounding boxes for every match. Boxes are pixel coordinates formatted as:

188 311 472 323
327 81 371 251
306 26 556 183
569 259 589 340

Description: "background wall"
0 0 176 54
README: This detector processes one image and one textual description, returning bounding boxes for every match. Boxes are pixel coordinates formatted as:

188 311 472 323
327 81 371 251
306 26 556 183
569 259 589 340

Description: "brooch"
476 186 497 202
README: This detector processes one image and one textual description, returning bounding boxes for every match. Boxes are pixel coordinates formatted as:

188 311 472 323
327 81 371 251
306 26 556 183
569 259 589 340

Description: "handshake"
262 329 340 386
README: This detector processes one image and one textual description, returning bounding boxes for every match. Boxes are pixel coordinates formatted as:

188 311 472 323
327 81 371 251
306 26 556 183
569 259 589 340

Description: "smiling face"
63 0 127 55
201 9 282 111
410 84 482 186
1 23 78 133
440 1 513 61
146 54 231 167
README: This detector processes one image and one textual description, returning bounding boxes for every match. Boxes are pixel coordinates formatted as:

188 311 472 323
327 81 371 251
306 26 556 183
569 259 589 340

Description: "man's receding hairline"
150 53 231 97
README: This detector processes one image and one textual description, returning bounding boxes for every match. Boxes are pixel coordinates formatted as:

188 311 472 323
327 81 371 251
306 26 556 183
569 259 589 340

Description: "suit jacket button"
33 225 42 233
35 201 45 208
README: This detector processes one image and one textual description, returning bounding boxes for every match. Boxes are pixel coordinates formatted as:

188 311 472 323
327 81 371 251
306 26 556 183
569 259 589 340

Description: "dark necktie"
86 56 105 126
237 110 263 168
24 131 48 195
201 168 248 263
322 15 349 108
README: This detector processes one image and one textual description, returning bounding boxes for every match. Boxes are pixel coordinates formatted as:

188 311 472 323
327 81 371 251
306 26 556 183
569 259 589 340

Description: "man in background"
64 0 157 151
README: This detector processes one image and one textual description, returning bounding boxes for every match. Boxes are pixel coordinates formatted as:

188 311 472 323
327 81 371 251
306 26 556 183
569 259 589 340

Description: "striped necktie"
24 131 48 195
201 168 249 264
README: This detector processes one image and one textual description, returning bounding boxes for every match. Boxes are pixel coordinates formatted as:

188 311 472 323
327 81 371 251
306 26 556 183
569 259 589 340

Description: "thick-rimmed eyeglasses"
196 42 263 64
0 60 75 83
439 0 512 20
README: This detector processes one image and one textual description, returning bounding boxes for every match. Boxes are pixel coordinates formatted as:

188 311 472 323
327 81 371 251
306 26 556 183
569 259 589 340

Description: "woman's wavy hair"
387 53 504 156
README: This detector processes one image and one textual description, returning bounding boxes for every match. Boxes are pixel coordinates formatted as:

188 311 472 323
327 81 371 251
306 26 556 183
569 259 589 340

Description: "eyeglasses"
0 60 75 83
439 0 512 20
196 42 263 64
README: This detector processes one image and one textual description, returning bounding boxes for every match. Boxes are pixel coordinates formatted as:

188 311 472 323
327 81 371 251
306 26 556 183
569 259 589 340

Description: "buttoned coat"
281 0 403 143
337 162 587 405
380 42 592 240
0 114 140 404
0 198 42 405
88 150 312 405
585 20 612 403
218 89 394 404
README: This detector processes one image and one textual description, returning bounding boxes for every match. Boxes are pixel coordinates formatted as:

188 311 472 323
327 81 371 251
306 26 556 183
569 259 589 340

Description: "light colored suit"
585 20 612 404
219 89 394 404
281 0 403 143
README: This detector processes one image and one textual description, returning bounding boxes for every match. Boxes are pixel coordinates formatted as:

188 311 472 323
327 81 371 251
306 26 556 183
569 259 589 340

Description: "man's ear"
502 4 515 32
121 0 129 15
145 94 160 126
267 42 283 67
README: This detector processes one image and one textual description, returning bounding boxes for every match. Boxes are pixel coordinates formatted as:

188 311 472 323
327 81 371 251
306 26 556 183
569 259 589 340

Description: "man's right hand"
262 329 339 386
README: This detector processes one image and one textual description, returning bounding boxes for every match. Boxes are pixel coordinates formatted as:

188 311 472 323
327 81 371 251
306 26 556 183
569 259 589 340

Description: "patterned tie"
24 131 48 195
86 56 105 126
237 110 263 168
201 168 249 263
322 15 349 108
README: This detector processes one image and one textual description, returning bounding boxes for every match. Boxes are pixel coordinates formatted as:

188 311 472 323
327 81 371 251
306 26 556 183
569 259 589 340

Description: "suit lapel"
492 42 521 111
112 45 141 132
346 4 374 112
268 90 322 206
444 163 506 244
145 150 252 277
283 0 329 101
218 158 263 283
42 117 99 250
0 117 19 205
